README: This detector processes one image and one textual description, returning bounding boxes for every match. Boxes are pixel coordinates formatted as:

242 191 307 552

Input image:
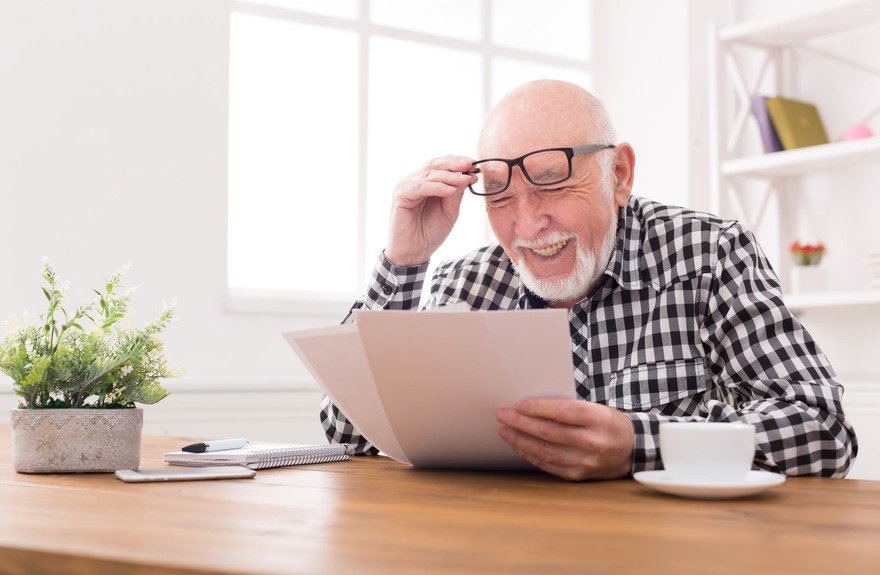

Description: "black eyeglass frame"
466 144 616 197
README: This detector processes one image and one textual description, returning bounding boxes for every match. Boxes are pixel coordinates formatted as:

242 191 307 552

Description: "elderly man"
320 80 857 481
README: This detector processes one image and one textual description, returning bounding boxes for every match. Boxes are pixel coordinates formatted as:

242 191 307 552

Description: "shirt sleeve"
626 222 858 477
319 251 429 454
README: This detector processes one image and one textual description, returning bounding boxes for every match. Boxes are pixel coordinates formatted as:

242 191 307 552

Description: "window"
228 0 593 311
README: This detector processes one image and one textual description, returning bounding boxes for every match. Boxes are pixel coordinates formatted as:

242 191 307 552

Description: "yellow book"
766 97 829 150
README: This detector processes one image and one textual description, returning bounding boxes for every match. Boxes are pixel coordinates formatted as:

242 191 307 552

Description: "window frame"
226 0 594 317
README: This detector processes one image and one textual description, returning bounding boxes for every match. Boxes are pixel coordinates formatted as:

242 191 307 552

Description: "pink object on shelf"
843 124 874 140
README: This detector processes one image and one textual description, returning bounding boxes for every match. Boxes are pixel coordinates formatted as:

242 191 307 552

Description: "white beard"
512 215 618 306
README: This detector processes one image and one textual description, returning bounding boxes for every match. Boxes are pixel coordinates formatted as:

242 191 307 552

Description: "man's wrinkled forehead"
478 104 591 160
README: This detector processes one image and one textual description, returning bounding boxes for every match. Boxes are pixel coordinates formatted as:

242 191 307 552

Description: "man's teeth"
531 239 569 257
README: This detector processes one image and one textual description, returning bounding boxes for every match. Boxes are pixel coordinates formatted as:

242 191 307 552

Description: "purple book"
752 95 783 153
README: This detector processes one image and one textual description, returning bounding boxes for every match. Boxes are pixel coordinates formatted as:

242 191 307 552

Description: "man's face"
484 150 618 306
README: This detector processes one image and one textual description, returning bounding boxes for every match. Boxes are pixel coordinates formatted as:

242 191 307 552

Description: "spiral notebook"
164 443 354 470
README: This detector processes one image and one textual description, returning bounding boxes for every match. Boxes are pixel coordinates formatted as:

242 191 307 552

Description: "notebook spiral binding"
247 451 350 470
165 443 354 469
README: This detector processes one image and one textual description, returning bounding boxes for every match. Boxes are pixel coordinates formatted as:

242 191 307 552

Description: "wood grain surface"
1 426 878 575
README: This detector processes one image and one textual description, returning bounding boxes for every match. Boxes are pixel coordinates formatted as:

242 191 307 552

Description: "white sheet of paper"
354 308 575 469
282 325 410 463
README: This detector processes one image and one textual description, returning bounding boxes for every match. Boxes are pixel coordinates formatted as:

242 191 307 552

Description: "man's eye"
484 181 504 191
539 187 567 195
488 195 513 207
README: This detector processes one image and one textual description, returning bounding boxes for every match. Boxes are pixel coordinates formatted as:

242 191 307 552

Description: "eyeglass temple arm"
571 144 616 155
464 145 614 174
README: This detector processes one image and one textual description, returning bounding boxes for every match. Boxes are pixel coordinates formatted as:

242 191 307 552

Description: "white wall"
1 1 876 475
591 0 736 211
593 0 689 208
0 0 332 441
542 0 880 479
2 0 706 398
0 0 734 443
720 0 880 479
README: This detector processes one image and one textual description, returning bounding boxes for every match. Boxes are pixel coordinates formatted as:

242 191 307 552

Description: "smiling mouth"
530 239 569 257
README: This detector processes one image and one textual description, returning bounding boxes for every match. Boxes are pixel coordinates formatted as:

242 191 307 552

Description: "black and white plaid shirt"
320 196 857 477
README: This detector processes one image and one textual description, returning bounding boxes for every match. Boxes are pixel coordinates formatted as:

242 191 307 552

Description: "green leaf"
132 382 170 405
9 262 177 409
16 355 51 407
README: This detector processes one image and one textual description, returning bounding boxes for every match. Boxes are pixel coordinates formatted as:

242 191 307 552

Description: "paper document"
283 308 575 470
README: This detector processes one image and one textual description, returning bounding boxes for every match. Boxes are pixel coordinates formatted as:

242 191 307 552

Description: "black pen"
181 438 248 453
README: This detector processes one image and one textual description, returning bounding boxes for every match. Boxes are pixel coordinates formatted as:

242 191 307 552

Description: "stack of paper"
865 253 880 289
283 309 574 470
164 443 353 470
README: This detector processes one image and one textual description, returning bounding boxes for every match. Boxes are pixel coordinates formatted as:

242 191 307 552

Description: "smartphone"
115 466 256 482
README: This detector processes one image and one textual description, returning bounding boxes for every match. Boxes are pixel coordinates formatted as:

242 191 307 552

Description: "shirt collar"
605 199 644 292
515 198 645 310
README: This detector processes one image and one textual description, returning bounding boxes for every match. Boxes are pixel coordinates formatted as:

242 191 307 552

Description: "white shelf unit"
717 0 880 47
785 290 880 313
710 3 880 481
721 136 880 179
709 0 880 313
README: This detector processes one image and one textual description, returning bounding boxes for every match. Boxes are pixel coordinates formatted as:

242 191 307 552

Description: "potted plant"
789 240 827 294
0 260 177 473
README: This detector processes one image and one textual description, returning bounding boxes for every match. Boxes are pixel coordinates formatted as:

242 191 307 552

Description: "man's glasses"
466 144 615 197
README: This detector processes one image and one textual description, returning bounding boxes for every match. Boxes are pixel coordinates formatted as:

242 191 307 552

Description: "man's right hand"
384 155 478 267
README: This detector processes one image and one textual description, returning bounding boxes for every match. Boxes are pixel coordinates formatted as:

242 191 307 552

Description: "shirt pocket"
606 358 707 411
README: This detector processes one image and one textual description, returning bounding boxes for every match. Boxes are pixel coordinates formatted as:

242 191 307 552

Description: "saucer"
633 470 786 499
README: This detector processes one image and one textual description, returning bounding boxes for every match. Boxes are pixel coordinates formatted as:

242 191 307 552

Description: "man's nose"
509 173 549 240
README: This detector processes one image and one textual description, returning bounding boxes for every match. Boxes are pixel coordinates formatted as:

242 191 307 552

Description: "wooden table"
1 427 878 575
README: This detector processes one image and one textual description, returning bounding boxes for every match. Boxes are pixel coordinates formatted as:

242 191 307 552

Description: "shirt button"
382 284 393 295
572 333 584 346
633 397 641 408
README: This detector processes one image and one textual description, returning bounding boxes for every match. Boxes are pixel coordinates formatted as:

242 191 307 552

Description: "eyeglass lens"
470 149 571 196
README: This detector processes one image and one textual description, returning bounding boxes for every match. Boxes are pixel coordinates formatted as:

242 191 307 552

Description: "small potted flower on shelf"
790 241 826 266
0 260 178 473
789 240 827 294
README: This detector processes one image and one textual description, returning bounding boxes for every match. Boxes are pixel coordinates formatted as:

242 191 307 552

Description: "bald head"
478 80 616 160
477 81 635 308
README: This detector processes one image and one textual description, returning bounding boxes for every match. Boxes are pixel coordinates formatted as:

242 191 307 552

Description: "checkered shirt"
320 196 858 477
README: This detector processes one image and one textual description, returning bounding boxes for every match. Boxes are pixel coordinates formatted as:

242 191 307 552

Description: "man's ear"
611 142 635 207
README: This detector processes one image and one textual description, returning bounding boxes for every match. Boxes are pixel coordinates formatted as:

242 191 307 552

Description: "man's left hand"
497 398 634 481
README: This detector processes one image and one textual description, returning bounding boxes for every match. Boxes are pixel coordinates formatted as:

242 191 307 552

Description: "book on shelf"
865 253 880 289
164 443 354 470
752 95 784 153
766 96 830 150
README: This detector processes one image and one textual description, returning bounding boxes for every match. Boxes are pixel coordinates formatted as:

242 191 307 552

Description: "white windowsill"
225 288 358 317
0 375 321 396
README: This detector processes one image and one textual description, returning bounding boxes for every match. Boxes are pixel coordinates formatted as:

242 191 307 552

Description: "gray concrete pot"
11 408 143 473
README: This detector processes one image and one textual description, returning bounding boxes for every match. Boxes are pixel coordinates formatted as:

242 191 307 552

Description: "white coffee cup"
659 422 756 483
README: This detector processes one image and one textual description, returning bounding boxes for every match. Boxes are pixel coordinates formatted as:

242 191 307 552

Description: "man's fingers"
496 407 585 447
498 426 586 470
398 181 460 204
511 398 602 427
397 168 475 207
398 159 478 200
423 169 477 187
424 155 475 173
496 399 635 481
384 155 474 267
521 458 583 482
510 444 588 482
